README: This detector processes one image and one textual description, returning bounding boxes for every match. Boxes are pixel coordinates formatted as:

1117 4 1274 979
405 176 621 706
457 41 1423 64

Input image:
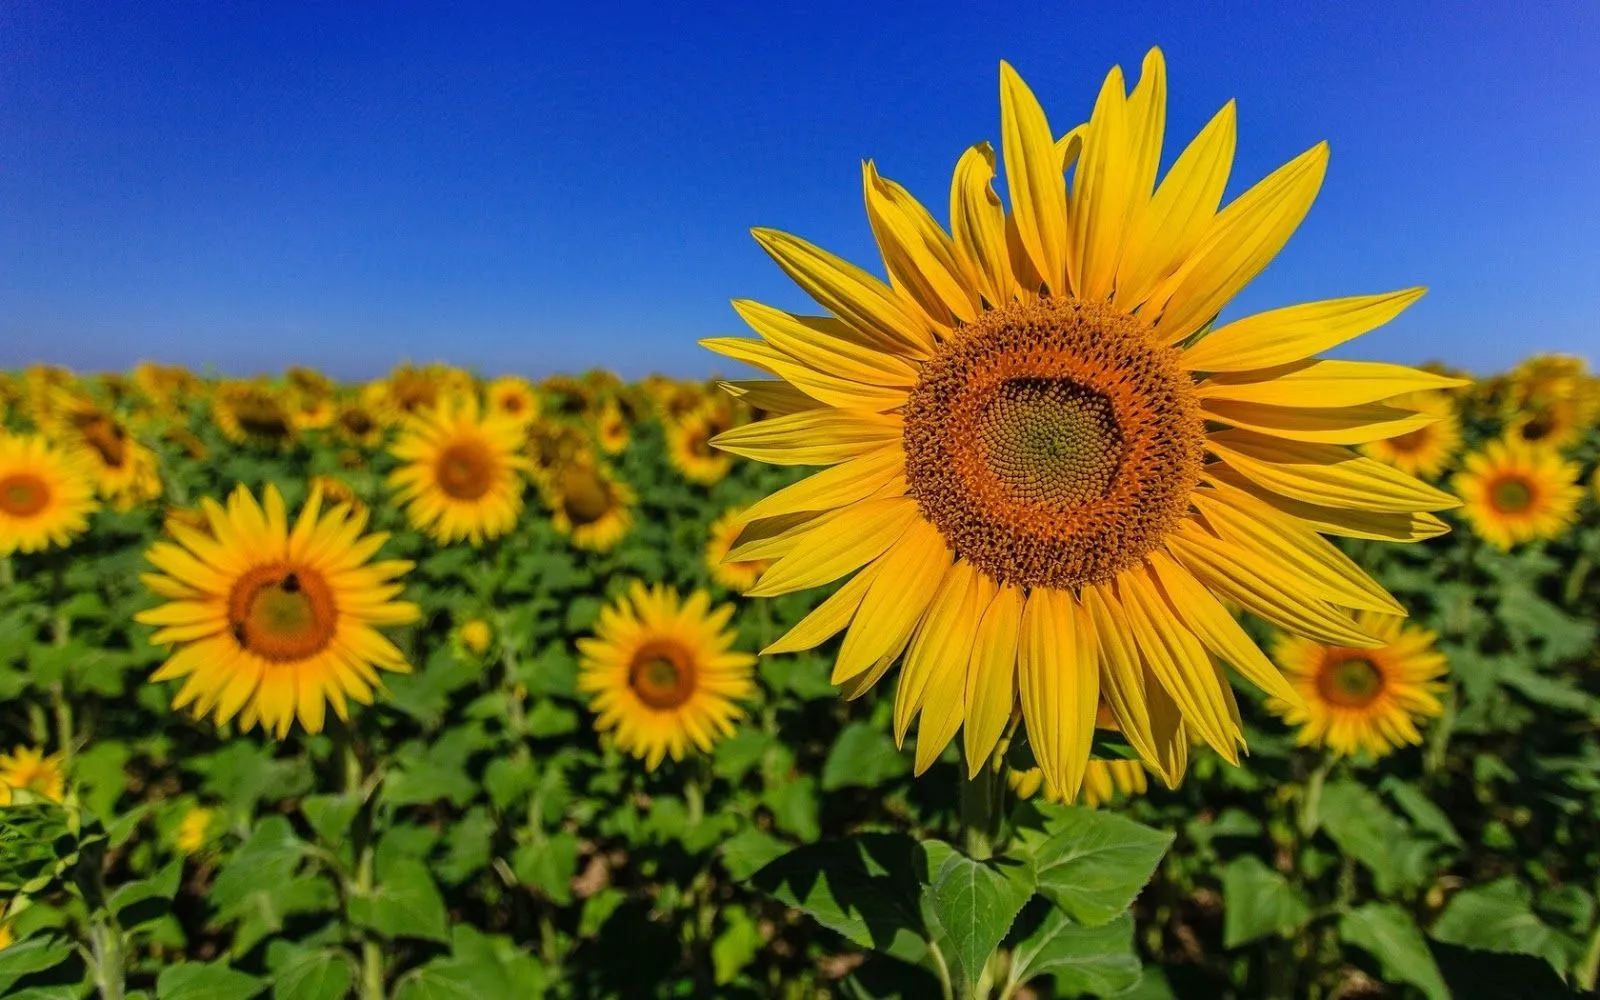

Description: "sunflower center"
559 467 614 525
627 641 697 710
77 415 129 467
902 297 1204 590
228 565 337 662
1489 476 1534 514
236 396 293 439
1517 409 1556 443
1317 654 1386 708
0 474 50 518
435 440 495 500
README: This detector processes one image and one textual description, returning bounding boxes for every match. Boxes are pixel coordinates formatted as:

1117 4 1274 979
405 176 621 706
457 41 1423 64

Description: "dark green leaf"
1007 911 1141 997
1221 856 1311 949
156 962 265 1000
821 723 911 791
1340 903 1449 1000
922 840 1034 995
1013 805 1173 926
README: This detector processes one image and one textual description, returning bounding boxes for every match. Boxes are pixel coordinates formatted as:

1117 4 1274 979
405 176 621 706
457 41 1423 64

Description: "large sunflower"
1361 389 1462 480
1267 612 1446 759
703 49 1462 798
1453 438 1582 549
388 397 532 546
577 583 756 769
136 484 419 737
0 433 98 555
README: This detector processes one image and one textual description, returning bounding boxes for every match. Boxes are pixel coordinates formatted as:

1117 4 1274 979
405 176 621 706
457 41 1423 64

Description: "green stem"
1563 554 1591 607
928 941 956 1000
0 555 12 588
51 607 73 769
86 918 125 1000
334 723 384 1000
1577 893 1600 992
1298 755 1333 839
958 753 1004 861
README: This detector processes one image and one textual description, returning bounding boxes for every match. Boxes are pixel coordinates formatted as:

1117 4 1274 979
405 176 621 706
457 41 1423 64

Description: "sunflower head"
666 405 736 486
0 747 67 803
213 382 297 449
595 400 630 455
544 459 635 553
1268 613 1447 759
174 806 215 855
1453 437 1583 549
1361 389 1462 480
136 483 420 737
577 583 756 770
388 397 532 546
486 376 541 426
50 398 163 511
703 49 1462 798
457 618 494 656
0 433 98 555
705 508 771 593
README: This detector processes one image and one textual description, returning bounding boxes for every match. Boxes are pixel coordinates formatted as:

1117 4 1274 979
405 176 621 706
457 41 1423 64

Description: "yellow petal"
1079 586 1161 782
1118 49 1167 236
1207 429 1460 513
863 162 981 327
763 560 881 656
1114 100 1235 310
962 583 1024 777
728 509 840 564
717 379 825 416
700 337 908 412
1202 465 1450 541
748 498 922 598
1068 62 1130 301
900 563 992 772
732 299 921 386
1149 142 1329 343
1017 588 1098 801
752 228 934 359
1000 61 1068 293
834 519 952 683
1196 360 1468 407
1201 399 1439 445
1181 288 1428 372
741 446 905 524
710 408 903 466
949 142 1014 306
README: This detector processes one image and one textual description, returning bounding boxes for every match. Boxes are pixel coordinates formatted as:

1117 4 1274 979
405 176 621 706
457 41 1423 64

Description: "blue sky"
1 1 1596 380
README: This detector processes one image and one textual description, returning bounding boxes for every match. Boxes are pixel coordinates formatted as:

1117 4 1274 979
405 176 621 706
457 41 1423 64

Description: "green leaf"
720 827 789 882
108 861 183 934
763 775 821 842
393 926 546 1000
156 962 266 1000
1427 939 1578 1000
748 833 930 965
299 793 361 847
511 831 578 905
1007 911 1142 997
712 906 764 986
821 722 911 791
348 857 451 944
0 937 76 991
1340 903 1449 1000
1378 777 1463 848
1431 878 1580 974
272 950 355 1000
208 817 306 911
525 700 579 738
1013 805 1174 926
710 728 776 783
922 840 1034 995
1317 780 1436 895
1221 856 1311 948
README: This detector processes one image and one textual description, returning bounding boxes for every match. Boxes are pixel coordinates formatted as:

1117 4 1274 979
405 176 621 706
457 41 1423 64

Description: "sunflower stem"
332 721 384 1000
0 555 12 588
958 750 1004 860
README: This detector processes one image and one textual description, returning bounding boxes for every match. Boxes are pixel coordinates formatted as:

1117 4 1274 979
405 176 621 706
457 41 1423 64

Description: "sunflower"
486 376 541 426
666 404 736 486
457 617 493 656
1453 438 1582 549
50 398 163 510
289 393 336 432
309 474 367 520
135 484 420 737
1268 612 1446 758
367 363 475 426
388 397 531 546
540 375 595 419
1009 758 1149 808
703 49 1462 798
544 459 635 552
0 433 98 555
577 583 756 769
1502 355 1599 451
212 382 297 448
1361 389 1462 479
596 399 630 455
705 508 771 592
333 400 385 448
0 747 67 803
525 420 590 485
174 806 215 854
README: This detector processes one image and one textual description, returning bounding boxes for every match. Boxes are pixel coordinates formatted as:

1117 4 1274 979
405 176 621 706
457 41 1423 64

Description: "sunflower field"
4 50 1600 1000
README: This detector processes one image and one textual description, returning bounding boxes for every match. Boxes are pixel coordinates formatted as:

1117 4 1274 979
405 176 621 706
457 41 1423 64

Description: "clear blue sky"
2 1 1596 380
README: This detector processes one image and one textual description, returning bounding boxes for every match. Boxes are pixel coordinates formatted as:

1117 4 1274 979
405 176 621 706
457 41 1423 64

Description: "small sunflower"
539 375 595 419
289 393 337 432
666 407 736 486
486 376 541 426
0 747 67 803
388 397 531 546
705 508 771 592
525 420 589 485
596 400 630 455
545 460 635 552
577 583 756 769
135 483 420 738
50 400 163 511
1009 758 1149 808
333 400 385 448
1502 355 1599 451
0 433 98 555
308 475 367 520
1268 612 1446 758
174 806 215 854
212 382 297 448
1453 438 1583 549
704 48 1461 797
1361 389 1462 479
457 617 493 656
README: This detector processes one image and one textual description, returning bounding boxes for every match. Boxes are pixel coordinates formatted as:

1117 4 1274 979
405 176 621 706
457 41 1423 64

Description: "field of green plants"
1 359 1598 1000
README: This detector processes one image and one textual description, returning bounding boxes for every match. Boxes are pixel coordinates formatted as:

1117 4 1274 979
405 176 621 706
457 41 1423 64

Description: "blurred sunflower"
174 806 215 855
161 426 209 461
388 397 531 546
1502 355 1599 451
289 393 336 432
333 400 384 448
704 508 771 592
595 399 629 455
577 583 756 769
1453 438 1582 549
212 382 297 449
1268 612 1446 758
50 398 163 510
0 747 67 803
1361 389 1461 479
666 405 736 486
309 475 367 519
486 376 541 426
540 374 595 419
136 484 419 737
704 49 1462 797
1009 758 1149 808
525 420 589 485
545 459 635 552
0 433 98 555
367 363 474 426
133 362 199 408
456 617 493 656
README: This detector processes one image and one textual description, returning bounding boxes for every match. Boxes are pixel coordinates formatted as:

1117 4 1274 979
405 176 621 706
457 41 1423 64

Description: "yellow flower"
666 406 736 486
458 618 493 656
308 475 367 520
595 400 629 455
1502 355 1599 451
1009 759 1149 808
212 382 297 448
0 433 98 555
544 460 635 552
0 747 67 803
49 399 163 511
524 421 588 485
289 393 336 432
703 49 1462 799
577 583 755 769
0 910 11 951
388 397 531 546
486 376 541 426
1453 438 1583 549
175 807 214 854
1268 612 1447 759
705 508 770 592
136 483 420 738
1361 389 1462 479
333 400 385 448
